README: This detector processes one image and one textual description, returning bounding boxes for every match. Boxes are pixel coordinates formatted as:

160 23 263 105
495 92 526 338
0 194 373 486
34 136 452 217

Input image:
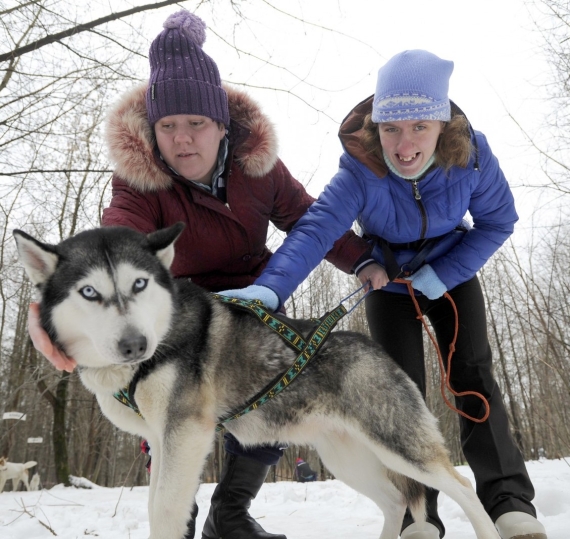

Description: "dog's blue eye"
133 278 148 293
79 286 100 301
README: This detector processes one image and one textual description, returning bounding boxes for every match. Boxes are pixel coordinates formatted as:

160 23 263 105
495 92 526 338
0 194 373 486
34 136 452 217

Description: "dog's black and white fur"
13 224 500 539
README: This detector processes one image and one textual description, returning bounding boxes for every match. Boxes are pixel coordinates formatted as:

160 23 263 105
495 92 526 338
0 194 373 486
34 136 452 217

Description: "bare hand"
28 303 77 372
357 263 389 292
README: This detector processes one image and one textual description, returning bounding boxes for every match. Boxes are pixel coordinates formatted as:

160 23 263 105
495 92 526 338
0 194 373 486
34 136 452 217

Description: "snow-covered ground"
0 458 568 538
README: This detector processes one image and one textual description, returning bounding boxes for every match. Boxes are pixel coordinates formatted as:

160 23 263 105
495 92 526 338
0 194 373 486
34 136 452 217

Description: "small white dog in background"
0 457 38 492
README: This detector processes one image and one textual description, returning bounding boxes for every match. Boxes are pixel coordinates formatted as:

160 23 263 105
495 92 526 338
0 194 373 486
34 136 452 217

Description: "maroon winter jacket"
102 83 369 292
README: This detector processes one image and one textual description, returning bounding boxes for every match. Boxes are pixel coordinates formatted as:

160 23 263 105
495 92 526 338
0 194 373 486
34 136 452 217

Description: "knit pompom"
163 10 206 47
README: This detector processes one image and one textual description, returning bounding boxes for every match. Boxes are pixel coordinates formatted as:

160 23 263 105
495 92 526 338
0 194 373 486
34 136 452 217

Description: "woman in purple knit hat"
27 9 371 539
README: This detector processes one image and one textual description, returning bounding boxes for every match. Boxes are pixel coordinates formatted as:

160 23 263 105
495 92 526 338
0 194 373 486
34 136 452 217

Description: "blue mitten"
218 284 279 311
408 264 447 300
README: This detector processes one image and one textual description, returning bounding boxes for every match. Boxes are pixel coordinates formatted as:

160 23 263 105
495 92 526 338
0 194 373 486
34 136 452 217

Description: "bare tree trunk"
37 373 71 485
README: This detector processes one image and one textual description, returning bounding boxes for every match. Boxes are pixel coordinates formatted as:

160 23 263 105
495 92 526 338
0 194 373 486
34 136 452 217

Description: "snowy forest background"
1 0 569 490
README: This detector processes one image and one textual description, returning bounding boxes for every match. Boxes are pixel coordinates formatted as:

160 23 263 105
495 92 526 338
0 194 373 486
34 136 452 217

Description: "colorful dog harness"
112 295 349 424
212 295 347 430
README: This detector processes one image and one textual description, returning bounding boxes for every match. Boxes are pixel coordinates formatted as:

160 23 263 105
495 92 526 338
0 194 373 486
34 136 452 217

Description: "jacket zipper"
411 180 421 200
410 179 427 238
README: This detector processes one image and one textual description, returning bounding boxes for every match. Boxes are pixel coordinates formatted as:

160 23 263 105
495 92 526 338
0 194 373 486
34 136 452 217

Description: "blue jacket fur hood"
256 96 519 304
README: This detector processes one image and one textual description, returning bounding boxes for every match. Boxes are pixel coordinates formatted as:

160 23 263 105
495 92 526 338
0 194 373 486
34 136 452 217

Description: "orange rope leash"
393 278 490 423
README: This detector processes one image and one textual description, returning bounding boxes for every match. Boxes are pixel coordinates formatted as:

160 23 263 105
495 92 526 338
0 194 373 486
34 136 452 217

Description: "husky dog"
13 224 500 539
0 457 37 492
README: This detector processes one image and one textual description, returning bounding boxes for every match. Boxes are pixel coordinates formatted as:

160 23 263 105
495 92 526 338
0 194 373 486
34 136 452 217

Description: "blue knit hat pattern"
372 50 454 123
146 10 230 126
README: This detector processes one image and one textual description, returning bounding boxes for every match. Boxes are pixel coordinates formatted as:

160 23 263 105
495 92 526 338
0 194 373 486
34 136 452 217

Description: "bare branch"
0 170 112 176
258 0 381 59
0 0 181 63
15 499 58 536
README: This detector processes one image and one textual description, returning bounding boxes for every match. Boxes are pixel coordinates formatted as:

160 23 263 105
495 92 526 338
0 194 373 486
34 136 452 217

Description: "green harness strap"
112 295 348 425
211 294 312 353
213 295 347 431
114 385 142 417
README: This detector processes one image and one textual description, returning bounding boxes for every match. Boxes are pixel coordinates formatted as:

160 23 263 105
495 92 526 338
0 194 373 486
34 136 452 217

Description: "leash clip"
396 263 414 280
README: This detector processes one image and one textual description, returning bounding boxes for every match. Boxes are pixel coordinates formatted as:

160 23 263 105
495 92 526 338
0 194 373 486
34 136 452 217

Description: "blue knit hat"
146 10 230 127
372 50 454 123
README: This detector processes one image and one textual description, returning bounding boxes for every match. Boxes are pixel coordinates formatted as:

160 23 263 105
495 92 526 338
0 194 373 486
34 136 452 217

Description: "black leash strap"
376 224 469 282
381 236 441 281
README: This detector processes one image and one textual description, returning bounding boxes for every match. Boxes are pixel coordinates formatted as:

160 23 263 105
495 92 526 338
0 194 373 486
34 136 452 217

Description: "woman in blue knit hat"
224 50 547 539
27 9 372 539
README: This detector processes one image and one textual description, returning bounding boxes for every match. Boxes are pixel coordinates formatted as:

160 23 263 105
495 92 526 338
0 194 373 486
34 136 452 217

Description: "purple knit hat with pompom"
146 10 230 126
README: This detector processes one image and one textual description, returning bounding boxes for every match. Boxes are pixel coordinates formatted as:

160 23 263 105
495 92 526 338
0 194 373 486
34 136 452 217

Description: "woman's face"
378 120 444 177
154 115 225 184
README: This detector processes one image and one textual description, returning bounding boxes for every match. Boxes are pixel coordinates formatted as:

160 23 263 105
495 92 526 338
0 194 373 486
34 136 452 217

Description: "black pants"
365 277 537 536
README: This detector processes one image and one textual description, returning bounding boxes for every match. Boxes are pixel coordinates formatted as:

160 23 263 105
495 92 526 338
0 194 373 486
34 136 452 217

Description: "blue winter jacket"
256 99 518 306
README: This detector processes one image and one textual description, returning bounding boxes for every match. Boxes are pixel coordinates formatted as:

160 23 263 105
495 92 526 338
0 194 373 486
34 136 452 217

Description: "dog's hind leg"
372 441 499 539
313 431 411 539
411 459 500 539
19 471 30 491
384 469 427 534
12 472 27 492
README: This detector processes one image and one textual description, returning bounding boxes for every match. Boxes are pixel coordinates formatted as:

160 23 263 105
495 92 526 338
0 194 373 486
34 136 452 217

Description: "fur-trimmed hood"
105 83 279 192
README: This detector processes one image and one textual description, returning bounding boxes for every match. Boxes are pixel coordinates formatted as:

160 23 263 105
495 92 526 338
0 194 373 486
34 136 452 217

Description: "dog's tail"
23 461 37 469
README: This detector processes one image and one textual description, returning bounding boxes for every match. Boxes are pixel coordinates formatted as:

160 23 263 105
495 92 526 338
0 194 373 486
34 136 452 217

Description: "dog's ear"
147 222 185 269
13 230 59 286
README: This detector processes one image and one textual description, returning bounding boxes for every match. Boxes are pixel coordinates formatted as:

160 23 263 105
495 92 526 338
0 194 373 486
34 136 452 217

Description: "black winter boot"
201 454 287 539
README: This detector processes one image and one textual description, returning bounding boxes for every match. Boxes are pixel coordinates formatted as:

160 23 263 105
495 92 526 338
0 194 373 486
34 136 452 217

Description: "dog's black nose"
118 334 148 360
